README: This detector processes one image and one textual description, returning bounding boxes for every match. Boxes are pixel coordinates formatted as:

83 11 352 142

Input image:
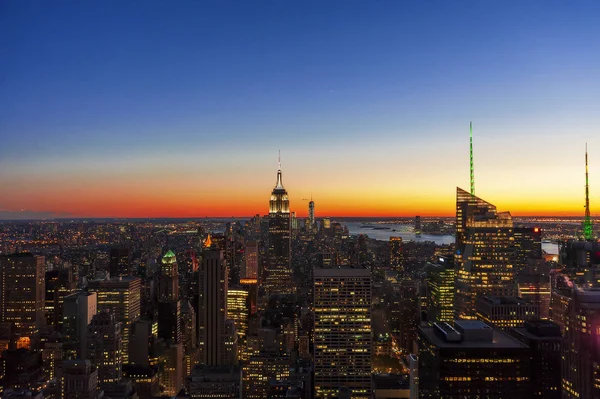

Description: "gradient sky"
1 1 600 218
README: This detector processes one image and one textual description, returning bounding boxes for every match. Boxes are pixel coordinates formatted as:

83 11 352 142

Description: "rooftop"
422 320 527 349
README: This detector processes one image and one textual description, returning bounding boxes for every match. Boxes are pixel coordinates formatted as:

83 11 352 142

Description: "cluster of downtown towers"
0 161 599 399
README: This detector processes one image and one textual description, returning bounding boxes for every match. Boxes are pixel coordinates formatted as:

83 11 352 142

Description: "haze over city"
2 1 600 218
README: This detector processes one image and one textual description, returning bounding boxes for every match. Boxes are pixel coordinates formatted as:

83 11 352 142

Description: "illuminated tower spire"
276 150 283 189
583 143 593 240
470 121 475 196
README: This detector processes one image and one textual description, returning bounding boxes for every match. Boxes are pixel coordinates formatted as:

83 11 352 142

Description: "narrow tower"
265 152 293 297
583 144 593 240
470 121 475 196
308 193 315 230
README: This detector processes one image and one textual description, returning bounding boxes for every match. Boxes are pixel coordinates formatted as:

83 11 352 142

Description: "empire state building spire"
270 152 289 214
275 150 284 189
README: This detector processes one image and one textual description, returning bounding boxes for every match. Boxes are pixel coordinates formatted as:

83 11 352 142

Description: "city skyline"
2 2 600 218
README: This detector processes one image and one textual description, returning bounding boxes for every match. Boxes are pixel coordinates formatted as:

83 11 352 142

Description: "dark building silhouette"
511 320 561 399
417 320 531 398
0 254 45 350
109 247 131 278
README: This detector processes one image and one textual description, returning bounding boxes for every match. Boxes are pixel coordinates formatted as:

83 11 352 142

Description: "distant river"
345 222 454 245
345 222 559 255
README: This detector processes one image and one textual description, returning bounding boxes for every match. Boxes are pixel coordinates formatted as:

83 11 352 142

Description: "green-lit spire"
162 250 177 263
583 143 594 240
470 121 475 196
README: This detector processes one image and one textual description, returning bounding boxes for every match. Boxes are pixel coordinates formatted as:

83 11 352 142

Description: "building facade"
314 267 371 398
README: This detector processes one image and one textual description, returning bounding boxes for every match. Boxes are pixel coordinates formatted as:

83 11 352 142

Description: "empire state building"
264 159 294 296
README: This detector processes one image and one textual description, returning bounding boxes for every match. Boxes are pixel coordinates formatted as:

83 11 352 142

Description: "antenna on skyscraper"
278 150 281 170
583 143 593 240
470 121 475 196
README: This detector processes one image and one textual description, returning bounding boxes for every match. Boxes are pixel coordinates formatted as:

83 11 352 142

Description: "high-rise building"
314 267 371 398
582 144 594 240
87 311 122 386
455 187 517 319
181 300 198 377
198 248 228 366
415 216 422 235
157 300 181 344
186 365 241 399
44 268 75 331
510 320 561 399
227 287 248 358
159 250 179 302
559 240 600 285
265 158 293 296
243 241 259 280
160 343 184 396
426 257 455 323
87 277 141 364
109 247 131 279
0 254 45 349
39 331 63 381
122 364 160 399
389 237 404 274
1 348 43 393
128 320 155 367
514 226 542 275
391 280 419 355
559 286 600 398
549 274 572 334
308 199 315 231
518 265 552 320
243 352 290 399
475 296 539 330
62 291 97 359
417 320 531 398
61 360 101 399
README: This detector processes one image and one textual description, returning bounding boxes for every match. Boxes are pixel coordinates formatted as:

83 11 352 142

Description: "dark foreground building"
417 320 530 398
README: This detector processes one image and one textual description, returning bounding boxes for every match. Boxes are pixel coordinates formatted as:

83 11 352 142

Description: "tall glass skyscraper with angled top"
455 187 517 319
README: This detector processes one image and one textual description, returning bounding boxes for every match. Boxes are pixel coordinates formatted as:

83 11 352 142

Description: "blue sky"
1 1 600 216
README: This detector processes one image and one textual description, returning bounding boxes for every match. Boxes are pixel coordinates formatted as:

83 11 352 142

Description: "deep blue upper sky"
1 1 600 216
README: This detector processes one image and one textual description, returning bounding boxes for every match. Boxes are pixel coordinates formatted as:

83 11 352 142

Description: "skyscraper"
559 286 600 398
308 198 315 231
44 267 75 331
61 360 101 399
243 241 259 280
159 250 179 301
109 247 131 279
87 277 141 364
510 320 562 399
87 310 122 386
0 254 45 350
227 287 249 356
514 226 542 275
265 157 293 297
455 187 517 319
417 320 531 398
392 279 419 354
62 291 97 359
389 237 404 274
582 144 594 240
198 248 229 366
475 296 539 330
313 266 371 398
426 257 455 323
